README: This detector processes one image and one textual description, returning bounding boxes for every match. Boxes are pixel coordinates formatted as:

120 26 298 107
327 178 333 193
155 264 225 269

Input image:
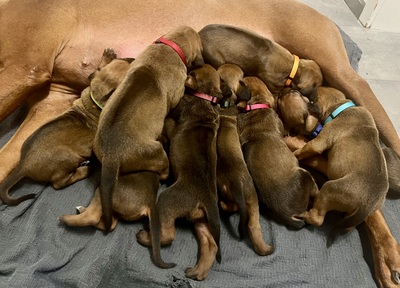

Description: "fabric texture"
1 28 397 288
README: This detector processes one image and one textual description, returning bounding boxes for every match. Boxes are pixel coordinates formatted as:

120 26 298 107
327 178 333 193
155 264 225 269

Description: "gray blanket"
1 29 397 288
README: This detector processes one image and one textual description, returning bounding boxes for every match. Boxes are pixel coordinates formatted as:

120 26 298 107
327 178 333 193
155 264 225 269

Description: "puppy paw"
292 210 324 227
185 266 208 281
103 48 117 60
254 242 274 256
374 243 400 288
76 206 87 214
136 229 152 247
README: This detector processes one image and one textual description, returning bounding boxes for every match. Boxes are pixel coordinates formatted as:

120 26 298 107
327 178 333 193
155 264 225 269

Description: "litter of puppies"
0 24 396 282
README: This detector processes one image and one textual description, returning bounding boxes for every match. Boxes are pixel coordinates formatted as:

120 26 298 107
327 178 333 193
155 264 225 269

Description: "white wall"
370 0 400 32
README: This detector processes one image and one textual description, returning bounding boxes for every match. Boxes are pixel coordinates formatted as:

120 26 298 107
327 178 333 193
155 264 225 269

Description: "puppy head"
278 89 319 135
217 64 250 108
311 86 348 122
243 76 275 108
89 58 133 106
185 64 223 100
165 25 204 69
291 59 323 97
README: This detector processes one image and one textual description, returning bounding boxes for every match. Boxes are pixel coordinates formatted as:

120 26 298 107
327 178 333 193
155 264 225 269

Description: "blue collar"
324 101 356 125
311 122 323 138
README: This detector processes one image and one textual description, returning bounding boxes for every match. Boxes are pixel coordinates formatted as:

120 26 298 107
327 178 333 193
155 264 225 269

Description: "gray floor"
299 0 400 135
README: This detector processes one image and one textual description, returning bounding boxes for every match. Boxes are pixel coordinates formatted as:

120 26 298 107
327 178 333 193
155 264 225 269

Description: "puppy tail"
0 165 35 206
149 205 176 269
232 184 249 240
205 199 222 263
99 157 119 232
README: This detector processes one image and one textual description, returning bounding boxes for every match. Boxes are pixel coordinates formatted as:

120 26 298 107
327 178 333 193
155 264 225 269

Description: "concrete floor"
299 0 400 135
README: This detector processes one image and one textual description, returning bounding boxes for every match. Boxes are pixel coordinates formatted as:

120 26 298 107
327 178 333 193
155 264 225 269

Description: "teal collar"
324 101 356 125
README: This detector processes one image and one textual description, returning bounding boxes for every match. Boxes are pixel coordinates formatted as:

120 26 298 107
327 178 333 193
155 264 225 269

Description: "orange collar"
284 54 299 87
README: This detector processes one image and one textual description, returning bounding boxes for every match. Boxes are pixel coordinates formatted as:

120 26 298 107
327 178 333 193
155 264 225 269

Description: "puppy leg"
365 209 400 288
0 90 77 183
246 193 274 256
293 137 329 161
185 221 218 281
52 165 92 190
59 188 118 231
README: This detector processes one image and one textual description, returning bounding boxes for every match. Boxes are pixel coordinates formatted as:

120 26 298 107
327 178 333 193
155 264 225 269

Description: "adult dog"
0 0 399 286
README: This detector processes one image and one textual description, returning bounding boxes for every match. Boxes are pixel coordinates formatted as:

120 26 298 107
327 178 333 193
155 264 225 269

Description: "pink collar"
244 103 270 111
192 92 219 105
154 36 187 65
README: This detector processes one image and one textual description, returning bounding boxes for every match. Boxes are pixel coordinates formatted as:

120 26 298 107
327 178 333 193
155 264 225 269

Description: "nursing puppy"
59 170 175 269
237 77 318 229
279 89 400 195
93 25 204 232
199 24 323 96
0 49 132 205
137 64 222 281
216 64 273 256
293 86 388 231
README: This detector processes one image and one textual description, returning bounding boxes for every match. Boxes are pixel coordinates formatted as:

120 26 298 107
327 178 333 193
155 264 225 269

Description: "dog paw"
374 244 400 288
76 206 86 214
136 229 152 247
185 266 208 281
103 48 117 60
254 242 274 256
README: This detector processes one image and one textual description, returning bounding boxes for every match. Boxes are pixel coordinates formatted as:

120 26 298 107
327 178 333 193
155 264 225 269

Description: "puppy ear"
237 81 251 101
185 74 198 90
220 81 233 98
88 71 96 82
122 57 135 63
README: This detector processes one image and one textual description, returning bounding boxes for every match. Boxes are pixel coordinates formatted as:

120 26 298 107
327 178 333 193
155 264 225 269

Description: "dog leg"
0 89 77 183
293 137 328 161
59 188 118 231
365 209 400 288
52 165 92 190
246 193 274 256
185 221 218 281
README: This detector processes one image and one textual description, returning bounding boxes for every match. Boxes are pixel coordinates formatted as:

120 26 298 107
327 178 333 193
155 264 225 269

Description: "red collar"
154 36 187 65
192 92 219 105
244 103 270 111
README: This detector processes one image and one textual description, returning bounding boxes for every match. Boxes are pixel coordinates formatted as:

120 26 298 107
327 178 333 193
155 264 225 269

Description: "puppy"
237 76 318 229
93 25 204 232
216 64 273 256
0 49 132 205
293 86 388 232
59 170 175 269
137 64 222 281
199 24 323 96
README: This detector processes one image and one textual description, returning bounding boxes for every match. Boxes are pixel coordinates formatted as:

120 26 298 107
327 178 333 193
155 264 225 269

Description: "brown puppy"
216 64 273 256
279 88 400 195
0 49 131 205
137 64 222 281
293 86 388 232
199 24 323 96
237 76 318 229
59 170 175 269
93 25 204 232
